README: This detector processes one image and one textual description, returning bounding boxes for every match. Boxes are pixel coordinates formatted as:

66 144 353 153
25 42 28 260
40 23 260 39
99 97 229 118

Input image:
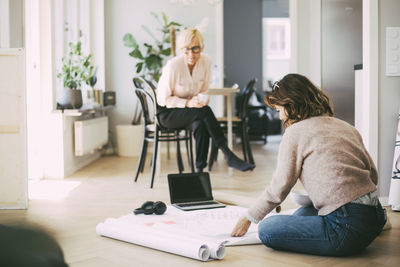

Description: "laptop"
167 172 226 211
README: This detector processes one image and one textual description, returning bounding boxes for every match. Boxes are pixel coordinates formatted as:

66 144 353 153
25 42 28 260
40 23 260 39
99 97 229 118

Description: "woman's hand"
231 216 251 237
187 96 206 108
198 94 210 105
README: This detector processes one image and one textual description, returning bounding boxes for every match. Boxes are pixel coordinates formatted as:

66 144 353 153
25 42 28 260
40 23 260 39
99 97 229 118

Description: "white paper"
96 218 212 261
96 206 295 261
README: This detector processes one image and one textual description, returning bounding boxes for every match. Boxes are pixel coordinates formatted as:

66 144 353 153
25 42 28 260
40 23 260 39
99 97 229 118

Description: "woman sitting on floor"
231 73 386 256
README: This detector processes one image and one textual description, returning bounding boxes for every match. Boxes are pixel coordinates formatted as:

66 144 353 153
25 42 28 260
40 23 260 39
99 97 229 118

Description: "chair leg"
185 130 191 169
243 121 254 165
176 131 184 173
150 131 159 188
189 131 195 173
134 136 147 182
240 123 248 163
140 141 148 172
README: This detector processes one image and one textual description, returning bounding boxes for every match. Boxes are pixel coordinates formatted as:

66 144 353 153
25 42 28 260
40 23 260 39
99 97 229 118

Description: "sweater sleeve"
157 61 188 108
247 127 304 222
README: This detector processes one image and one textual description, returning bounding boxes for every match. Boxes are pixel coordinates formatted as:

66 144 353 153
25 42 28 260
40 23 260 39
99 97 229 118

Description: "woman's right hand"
231 216 251 237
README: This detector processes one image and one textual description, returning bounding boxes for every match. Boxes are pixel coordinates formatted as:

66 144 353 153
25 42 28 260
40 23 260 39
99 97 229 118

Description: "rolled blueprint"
150 221 226 260
96 218 212 261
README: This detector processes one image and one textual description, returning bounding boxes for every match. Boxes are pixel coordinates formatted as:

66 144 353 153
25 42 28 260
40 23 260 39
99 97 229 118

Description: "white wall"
378 0 400 197
265 59 290 83
0 0 10 47
291 0 321 86
9 0 24 48
104 0 222 133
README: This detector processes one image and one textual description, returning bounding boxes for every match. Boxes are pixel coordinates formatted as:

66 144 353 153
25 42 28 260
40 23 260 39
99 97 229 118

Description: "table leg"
226 94 233 176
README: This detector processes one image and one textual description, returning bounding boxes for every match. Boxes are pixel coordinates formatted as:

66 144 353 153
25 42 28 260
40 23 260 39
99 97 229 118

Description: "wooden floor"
0 136 399 266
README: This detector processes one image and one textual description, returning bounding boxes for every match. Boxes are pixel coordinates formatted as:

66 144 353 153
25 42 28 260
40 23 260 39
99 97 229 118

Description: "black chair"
246 81 282 143
133 77 195 188
208 79 257 171
139 78 193 164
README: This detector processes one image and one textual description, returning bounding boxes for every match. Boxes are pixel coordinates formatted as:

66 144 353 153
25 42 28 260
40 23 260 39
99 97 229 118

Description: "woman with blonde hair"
157 29 254 172
231 73 386 256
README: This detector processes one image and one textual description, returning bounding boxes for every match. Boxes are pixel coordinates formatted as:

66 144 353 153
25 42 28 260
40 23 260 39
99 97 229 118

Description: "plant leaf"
123 34 138 48
150 12 162 26
145 54 162 71
162 12 168 26
166 21 182 28
161 28 170 34
154 72 161 83
136 62 143 73
129 48 144 59
164 35 171 43
141 25 158 41
160 48 171 56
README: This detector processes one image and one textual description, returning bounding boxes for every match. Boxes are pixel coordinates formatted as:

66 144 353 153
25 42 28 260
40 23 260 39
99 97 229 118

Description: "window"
264 18 290 60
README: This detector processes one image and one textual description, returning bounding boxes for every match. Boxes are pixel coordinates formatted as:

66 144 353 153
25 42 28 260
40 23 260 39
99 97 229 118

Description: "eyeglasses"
272 81 280 91
183 46 201 54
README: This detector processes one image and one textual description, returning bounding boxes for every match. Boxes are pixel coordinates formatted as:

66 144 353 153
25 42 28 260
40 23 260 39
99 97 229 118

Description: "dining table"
208 87 240 175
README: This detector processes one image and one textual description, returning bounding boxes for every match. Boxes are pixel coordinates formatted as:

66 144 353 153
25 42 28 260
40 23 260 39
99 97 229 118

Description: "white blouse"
157 54 211 108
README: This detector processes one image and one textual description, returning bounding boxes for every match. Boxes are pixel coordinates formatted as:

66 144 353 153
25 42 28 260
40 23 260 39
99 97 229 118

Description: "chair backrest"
135 88 154 126
133 77 156 126
238 78 257 119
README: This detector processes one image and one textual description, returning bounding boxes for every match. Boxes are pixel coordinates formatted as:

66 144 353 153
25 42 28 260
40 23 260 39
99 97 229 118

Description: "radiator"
74 117 108 156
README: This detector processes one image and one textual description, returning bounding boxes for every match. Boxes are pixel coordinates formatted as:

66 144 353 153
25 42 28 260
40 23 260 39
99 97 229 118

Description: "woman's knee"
192 120 208 136
257 216 283 245
197 105 213 116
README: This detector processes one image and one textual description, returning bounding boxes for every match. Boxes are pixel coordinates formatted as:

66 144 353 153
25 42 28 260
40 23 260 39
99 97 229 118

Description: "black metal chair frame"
208 79 256 170
133 77 195 188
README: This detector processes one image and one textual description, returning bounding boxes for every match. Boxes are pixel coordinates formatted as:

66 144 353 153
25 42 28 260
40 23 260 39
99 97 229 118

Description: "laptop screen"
168 173 213 203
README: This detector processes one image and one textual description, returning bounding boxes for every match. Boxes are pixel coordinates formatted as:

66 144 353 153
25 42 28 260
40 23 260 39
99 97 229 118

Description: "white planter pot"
116 125 144 157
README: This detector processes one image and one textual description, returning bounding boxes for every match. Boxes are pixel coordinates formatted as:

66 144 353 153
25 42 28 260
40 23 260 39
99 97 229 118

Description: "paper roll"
208 242 226 260
96 219 212 261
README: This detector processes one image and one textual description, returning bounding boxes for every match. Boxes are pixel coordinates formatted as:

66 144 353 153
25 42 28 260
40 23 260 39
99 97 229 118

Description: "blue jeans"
258 203 386 256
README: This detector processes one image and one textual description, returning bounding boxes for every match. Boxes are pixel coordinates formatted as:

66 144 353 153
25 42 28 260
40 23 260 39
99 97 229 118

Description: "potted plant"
57 41 94 109
123 12 182 83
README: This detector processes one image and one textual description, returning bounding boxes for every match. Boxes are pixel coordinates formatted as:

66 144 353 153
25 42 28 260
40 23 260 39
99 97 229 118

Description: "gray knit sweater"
248 116 378 222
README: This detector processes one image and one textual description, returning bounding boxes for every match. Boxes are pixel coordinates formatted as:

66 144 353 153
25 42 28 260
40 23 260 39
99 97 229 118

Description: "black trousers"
157 106 226 169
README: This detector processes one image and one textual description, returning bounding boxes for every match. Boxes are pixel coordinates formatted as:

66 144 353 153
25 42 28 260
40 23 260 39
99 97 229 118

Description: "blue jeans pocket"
326 203 384 256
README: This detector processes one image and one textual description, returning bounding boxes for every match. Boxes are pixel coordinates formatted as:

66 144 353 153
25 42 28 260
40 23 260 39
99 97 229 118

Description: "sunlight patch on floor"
28 180 81 200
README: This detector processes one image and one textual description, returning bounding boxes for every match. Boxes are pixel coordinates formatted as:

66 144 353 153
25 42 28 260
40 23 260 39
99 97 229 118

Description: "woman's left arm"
199 55 211 94
247 127 303 222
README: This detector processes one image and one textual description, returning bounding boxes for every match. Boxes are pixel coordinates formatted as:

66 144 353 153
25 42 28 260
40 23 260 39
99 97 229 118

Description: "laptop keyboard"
178 201 220 207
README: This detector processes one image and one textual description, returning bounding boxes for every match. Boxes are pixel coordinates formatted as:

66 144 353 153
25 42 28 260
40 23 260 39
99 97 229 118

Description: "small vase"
70 89 83 109
57 88 83 109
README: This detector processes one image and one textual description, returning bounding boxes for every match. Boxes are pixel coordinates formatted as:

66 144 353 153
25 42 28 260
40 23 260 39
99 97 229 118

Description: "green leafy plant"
123 12 182 83
57 41 94 90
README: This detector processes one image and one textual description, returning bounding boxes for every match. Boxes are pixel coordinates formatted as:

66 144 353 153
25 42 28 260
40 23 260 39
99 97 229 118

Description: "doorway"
261 0 290 90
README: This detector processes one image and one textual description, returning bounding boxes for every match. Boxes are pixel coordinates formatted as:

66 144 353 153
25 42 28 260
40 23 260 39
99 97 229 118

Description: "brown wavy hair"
265 73 334 126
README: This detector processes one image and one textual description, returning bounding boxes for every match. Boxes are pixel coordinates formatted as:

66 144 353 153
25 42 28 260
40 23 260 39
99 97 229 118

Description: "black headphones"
133 201 167 215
